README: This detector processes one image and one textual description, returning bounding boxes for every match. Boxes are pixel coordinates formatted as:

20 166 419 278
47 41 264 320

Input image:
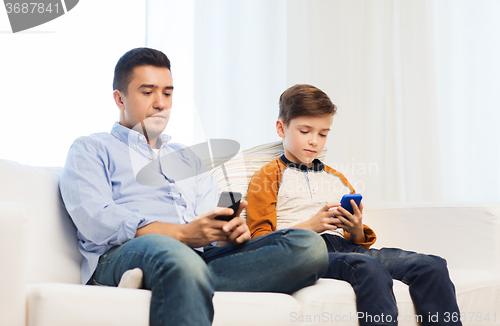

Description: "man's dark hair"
113 47 171 94
278 84 337 126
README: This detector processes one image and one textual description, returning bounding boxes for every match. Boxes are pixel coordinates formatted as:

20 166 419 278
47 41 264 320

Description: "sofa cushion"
294 270 500 326
26 283 301 326
449 269 500 326
292 278 419 326
0 159 81 284
26 283 151 326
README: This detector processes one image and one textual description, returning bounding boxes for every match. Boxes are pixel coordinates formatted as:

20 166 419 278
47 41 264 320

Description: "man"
59 47 328 326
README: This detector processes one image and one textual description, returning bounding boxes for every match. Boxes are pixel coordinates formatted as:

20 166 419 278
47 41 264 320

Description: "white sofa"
1 142 500 326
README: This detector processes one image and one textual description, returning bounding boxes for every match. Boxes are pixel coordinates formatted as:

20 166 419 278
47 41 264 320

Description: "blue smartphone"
340 194 362 214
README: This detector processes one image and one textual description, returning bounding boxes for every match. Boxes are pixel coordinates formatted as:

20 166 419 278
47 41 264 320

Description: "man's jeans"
322 234 462 326
91 229 328 326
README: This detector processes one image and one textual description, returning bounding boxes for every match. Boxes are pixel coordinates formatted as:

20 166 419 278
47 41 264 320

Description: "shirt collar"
280 154 324 172
110 121 172 149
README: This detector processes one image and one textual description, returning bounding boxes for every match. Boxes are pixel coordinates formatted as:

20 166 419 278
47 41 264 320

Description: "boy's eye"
320 134 327 137
300 130 308 134
143 92 152 95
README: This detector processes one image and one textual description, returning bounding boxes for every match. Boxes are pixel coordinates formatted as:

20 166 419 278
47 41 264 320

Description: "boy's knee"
418 254 449 276
347 254 392 284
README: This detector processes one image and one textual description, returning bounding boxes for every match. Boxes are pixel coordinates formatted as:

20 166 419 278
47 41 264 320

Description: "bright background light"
0 0 146 166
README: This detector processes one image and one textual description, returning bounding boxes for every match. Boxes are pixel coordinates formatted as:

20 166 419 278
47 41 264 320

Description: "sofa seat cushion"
27 283 151 326
213 291 301 326
292 278 418 326
26 283 301 326
450 269 500 326
292 269 500 326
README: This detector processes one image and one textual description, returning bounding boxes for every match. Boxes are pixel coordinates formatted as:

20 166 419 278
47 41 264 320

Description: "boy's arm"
335 201 377 249
246 162 280 238
345 225 377 249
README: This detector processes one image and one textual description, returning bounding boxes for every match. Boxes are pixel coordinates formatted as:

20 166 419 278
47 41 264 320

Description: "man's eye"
143 92 152 95
164 93 171 97
320 134 327 137
300 131 308 134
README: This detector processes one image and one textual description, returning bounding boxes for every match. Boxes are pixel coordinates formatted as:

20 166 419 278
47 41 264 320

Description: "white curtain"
0 0 146 167
146 0 500 203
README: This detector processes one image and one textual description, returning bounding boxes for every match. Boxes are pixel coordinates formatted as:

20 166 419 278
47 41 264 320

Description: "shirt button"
139 135 144 140
150 154 154 159
133 144 137 150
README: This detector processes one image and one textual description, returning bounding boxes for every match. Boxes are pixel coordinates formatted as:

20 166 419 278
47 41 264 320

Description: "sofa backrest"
210 140 326 218
0 159 81 285
364 202 500 271
0 141 325 285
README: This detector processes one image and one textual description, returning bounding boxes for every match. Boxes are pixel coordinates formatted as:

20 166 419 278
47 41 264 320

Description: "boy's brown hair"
278 84 337 126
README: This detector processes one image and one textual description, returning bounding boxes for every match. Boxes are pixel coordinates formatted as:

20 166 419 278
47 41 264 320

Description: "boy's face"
114 65 173 145
277 114 333 166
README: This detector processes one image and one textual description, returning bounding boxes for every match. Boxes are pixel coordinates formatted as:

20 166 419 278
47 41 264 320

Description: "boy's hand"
331 200 365 243
295 202 342 233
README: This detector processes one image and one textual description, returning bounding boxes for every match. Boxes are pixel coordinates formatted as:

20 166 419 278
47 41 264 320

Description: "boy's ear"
276 120 285 138
113 90 126 111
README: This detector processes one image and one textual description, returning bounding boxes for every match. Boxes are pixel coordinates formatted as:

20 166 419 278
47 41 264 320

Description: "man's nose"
153 93 166 110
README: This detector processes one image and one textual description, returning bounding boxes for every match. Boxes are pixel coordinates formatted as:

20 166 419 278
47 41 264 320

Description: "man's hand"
331 200 365 243
136 200 250 248
216 200 251 246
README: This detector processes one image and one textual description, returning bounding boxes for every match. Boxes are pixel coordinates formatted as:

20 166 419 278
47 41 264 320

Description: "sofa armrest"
0 202 27 326
363 202 500 271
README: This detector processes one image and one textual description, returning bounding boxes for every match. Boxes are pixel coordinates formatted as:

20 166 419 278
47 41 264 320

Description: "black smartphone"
215 191 242 221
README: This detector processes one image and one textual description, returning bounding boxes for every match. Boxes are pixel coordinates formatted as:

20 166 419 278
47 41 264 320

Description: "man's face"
277 114 333 166
115 65 173 145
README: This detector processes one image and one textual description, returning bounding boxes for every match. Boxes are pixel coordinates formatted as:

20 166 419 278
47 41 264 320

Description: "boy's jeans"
322 234 462 326
91 229 328 326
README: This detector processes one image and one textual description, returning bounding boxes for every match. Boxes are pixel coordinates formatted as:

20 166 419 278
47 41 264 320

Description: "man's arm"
60 138 149 248
135 201 250 247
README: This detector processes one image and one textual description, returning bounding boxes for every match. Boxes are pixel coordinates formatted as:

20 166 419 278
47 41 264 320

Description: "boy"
246 84 461 326
59 49 328 326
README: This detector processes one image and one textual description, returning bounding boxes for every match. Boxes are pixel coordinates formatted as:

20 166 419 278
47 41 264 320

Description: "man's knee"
132 234 213 287
280 229 329 271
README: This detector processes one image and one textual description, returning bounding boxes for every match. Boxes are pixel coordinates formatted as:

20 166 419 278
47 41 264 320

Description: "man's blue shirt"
59 122 218 284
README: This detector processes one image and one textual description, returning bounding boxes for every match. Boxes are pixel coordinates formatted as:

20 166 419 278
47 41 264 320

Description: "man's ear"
276 120 285 138
113 90 126 111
